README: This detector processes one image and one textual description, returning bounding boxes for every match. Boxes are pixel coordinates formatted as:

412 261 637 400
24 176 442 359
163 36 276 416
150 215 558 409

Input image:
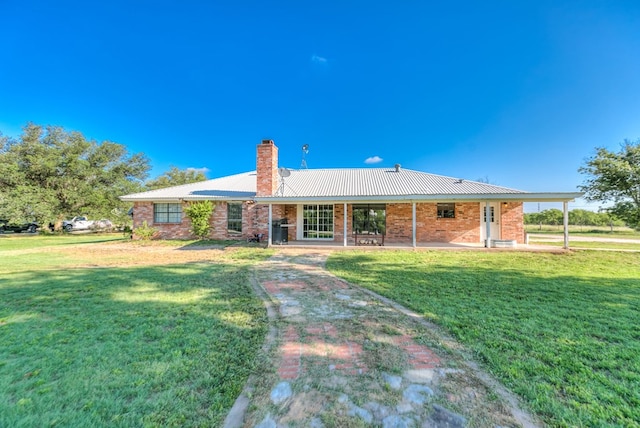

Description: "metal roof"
120 171 257 202
120 168 582 202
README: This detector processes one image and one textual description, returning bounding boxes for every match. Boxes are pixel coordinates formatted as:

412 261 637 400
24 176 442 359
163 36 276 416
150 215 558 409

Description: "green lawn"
525 225 640 237
327 250 640 427
0 233 127 251
531 240 640 251
1 237 270 427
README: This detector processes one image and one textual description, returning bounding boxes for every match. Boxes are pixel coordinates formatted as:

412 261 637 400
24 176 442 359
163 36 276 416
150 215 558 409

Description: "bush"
134 221 158 240
184 201 214 239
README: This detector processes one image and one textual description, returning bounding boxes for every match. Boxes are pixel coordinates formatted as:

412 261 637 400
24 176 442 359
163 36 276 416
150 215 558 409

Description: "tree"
579 139 640 229
146 167 207 190
0 123 150 227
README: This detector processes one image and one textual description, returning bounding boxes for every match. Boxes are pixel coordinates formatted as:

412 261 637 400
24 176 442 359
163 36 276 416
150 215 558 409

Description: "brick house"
121 140 581 247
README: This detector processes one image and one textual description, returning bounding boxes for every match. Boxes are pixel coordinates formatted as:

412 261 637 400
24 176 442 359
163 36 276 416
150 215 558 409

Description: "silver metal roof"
120 168 582 202
120 171 257 202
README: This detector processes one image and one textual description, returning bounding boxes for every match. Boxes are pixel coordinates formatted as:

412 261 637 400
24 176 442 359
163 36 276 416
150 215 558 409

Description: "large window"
437 203 455 218
303 204 333 239
352 204 386 235
227 203 243 233
154 203 182 223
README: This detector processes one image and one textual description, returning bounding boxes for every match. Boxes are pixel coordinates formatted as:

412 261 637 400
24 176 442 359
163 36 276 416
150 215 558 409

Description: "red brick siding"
133 200 524 244
256 140 278 197
500 202 524 243
384 202 481 244
416 202 481 243
132 201 193 240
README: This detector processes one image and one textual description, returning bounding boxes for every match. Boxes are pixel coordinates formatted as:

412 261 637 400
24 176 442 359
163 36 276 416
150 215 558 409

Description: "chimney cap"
261 139 274 145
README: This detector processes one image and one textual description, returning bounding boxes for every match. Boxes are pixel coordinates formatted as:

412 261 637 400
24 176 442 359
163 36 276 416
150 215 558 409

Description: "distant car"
0 219 38 233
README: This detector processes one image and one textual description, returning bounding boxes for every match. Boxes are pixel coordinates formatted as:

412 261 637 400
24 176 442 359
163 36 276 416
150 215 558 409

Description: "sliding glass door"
301 204 334 239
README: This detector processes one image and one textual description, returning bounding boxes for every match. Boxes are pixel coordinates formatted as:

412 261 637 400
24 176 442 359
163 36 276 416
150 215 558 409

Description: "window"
154 203 182 223
303 204 334 239
352 204 386 235
483 207 495 223
437 203 455 218
227 203 243 233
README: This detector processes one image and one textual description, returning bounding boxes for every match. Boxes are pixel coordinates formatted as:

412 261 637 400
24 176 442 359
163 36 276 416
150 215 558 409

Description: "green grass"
0 233 126 251
1 239 271 427
531 240 640 250
525 225 640 236
327 250 640 427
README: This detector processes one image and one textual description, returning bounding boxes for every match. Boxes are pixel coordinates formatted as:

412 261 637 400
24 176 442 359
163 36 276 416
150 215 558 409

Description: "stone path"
228 249 539 428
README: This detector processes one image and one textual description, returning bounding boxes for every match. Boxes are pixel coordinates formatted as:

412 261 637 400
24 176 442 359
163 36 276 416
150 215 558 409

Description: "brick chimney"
256 139 278 196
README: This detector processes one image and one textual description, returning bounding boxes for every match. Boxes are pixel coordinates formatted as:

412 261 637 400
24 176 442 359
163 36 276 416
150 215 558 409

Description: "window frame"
302 204 334 239
352 204 386 235
153 203 182 223
437 203 456 219
227 202 243 233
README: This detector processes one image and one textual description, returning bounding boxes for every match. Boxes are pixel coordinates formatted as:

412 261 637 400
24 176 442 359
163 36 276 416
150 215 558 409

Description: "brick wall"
384 202 481 244
500 202 524 243
134 200 524 244
132 201 193 240
256 140 278 197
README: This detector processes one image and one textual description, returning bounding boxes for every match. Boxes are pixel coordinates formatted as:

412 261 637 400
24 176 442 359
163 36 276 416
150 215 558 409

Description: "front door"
480 202 500 242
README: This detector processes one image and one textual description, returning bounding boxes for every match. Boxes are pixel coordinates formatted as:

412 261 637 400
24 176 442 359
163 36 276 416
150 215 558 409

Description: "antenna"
301 144 309 169
277 167 291 196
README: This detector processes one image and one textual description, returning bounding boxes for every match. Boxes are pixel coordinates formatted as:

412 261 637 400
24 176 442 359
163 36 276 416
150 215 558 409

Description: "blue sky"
2 1 640 212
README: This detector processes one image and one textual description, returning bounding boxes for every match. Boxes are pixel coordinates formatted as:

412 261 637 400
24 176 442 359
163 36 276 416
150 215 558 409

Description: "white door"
480 202 500 242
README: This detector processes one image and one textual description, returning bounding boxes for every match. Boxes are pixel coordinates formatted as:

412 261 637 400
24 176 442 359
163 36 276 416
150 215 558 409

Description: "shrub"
134 221 158 240
184 201 214 239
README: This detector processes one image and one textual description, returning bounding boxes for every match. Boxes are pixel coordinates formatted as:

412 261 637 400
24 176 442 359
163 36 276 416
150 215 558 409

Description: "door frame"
480 202 501 243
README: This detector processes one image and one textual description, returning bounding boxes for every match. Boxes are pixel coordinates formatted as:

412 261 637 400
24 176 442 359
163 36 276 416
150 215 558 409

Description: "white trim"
412 202 416 248
255 192 582 204
268 204 273 246
296 203 336 240
343 203 348 247
563 201 569 249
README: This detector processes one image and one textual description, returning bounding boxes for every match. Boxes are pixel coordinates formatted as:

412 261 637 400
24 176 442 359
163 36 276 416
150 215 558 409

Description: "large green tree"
579 139 640 229
0 123 150 226
145 166 207 190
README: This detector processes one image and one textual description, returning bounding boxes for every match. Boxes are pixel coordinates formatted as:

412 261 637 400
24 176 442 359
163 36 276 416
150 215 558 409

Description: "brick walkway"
231 250 539 428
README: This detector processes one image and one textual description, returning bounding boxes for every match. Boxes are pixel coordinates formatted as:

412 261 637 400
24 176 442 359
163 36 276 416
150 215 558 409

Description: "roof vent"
394 164 401 172
455 178 464 184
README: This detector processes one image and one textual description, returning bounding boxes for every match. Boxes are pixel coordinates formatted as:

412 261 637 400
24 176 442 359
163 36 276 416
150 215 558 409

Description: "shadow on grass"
326 251 640 426
0 261 267 427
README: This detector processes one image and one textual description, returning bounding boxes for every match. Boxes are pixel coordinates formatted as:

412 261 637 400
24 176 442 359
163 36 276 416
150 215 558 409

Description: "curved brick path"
230 249 538 428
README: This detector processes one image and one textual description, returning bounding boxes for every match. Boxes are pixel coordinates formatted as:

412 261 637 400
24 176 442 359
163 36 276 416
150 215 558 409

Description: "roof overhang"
254 192 584 204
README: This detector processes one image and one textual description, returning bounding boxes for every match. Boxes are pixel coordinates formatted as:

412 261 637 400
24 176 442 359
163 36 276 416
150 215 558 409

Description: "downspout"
563 201 569 249
485 202 492 248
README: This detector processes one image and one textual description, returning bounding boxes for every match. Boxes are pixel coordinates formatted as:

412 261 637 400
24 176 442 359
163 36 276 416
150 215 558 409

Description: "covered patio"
262 194 582 250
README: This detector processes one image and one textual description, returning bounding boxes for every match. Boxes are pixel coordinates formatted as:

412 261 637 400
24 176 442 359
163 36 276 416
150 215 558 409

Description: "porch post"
485 202 491 248
268 204 273 246
343 203 348 247
412 202 416 248
563 201 569 249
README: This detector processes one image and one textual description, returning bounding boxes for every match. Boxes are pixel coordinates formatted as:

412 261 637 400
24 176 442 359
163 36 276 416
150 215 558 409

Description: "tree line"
524 209 625 228
0 123 206 229
2 124 639 231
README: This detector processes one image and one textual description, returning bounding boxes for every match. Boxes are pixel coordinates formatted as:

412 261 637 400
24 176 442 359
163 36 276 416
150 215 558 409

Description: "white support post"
563 201 569 249
485 202 492 248
343 203 348 247
268 204 273 246
412 202 417 248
